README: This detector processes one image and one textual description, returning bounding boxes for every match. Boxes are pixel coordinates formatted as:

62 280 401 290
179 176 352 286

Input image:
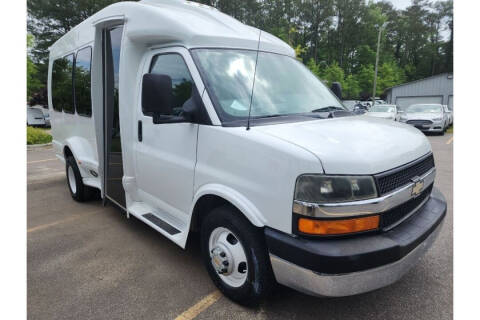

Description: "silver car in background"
443 105 453 127
399 104 448 135
366 104 400 121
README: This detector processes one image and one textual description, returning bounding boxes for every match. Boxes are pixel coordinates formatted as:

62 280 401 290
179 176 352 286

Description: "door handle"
138 120 143 142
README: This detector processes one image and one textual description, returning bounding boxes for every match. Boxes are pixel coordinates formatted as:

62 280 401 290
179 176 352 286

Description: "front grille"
375 154 435 195
407 120 433 125
380 184 433 229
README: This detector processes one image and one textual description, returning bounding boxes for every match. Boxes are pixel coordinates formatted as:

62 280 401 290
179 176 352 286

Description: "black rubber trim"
142 213 181 235
265 187 447 274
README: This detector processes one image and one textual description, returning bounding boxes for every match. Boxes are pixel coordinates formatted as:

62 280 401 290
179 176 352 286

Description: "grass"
446 125 453 134
27 126 52 145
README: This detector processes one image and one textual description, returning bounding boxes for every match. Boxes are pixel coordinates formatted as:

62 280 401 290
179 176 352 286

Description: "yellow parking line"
27 209 103 233
175 290 222 320
446 136 453 145
27 158 58 164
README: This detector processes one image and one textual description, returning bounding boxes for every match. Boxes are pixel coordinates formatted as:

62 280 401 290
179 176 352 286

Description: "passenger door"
135 48 199 219
103 25 126 208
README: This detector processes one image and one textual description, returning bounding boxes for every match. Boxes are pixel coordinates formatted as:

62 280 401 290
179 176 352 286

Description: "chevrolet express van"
48 0 447 305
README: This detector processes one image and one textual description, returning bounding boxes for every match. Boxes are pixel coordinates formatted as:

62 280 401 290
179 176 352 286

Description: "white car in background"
27 107 46 127
342 100 359 111
366 104 399 121
442 105 453 126
399 104 448 135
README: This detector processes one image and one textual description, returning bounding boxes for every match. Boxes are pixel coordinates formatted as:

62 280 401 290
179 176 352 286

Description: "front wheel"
66 156 98 202
200 205 275 306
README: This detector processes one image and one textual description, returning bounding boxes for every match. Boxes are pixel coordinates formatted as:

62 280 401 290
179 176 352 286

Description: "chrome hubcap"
208 227 248 287
68 166 77 194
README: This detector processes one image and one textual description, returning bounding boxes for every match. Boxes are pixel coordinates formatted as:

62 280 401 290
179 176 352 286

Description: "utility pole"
372 22 387 107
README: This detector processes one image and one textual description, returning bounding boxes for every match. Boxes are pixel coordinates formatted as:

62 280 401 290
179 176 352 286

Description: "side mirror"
142 73 173 116
331 82 342 100
181 86 211 125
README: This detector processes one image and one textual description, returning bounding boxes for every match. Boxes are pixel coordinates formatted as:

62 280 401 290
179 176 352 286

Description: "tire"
66 156 98 202
200 205 275 306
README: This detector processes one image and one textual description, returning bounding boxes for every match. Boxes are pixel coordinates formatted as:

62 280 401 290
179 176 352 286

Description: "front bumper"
266 187 447 297
402 121 444 132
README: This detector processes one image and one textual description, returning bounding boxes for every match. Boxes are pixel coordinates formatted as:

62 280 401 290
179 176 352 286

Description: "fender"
63 136 99 178
191 183 267 228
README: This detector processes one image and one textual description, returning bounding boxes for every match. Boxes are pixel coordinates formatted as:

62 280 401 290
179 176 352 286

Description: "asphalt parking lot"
27 134 453 320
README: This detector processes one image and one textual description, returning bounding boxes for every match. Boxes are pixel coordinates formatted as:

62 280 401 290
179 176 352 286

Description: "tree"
377 61 406 94
355 64 375 97
27 34 42 101
321 62 345 87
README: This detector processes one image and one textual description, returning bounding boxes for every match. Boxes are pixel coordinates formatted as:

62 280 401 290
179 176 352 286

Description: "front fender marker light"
298 215 380 235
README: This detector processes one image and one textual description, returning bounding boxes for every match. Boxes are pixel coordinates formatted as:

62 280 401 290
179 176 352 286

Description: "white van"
48 0 446 304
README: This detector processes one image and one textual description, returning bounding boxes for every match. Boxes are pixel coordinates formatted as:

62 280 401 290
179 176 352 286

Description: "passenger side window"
52 54 75 113
75 47 92 117
146 54 193 116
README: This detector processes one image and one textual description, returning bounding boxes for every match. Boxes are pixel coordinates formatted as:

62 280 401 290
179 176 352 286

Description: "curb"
27 142 53 149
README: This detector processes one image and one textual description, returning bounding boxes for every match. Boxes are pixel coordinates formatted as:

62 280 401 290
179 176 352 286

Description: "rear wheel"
200 205 275 306
66 156 98 202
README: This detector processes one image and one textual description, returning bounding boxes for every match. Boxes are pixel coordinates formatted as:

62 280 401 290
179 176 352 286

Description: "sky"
377 0 444 10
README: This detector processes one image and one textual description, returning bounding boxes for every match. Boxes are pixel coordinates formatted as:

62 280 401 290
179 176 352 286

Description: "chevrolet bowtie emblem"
411 177 424 197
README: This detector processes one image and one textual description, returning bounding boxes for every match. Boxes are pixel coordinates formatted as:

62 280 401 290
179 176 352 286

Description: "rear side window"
52 54 74 113
148 54 193 116
75 47 92 117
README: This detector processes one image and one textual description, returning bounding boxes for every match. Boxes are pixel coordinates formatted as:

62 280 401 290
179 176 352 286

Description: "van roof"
49 0 295 58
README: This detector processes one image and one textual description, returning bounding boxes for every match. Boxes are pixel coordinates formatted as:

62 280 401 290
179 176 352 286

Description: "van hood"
255 116 431 175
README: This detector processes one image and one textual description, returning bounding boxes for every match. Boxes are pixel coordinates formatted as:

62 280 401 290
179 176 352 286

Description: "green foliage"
343 75 361 100
377 61 406 94
321 62 345 87
27 34 42 100
27 126 52 145
355 65 375 96
307 58 320 78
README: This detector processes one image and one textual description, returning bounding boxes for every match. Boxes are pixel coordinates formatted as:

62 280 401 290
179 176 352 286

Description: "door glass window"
52 54 74 112
147 54 193 116
75 47 92 117
104 25 125 208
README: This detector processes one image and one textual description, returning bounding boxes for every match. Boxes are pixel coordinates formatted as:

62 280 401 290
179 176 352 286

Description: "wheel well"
190 195 240 232
64 146 73 160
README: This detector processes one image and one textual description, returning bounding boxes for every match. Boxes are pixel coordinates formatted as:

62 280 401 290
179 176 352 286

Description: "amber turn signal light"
298 215 380 235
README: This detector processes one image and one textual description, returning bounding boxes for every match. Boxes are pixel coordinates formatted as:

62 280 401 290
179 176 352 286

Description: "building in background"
385 73 453 111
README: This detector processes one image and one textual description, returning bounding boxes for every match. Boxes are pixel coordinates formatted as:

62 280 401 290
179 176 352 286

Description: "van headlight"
294 175 377 203
432 117 443 121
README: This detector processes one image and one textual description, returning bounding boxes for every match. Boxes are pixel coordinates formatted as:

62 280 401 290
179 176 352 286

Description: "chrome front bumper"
269 220 443 297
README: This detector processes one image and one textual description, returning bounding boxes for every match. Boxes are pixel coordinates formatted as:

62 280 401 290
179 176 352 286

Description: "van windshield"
191 49 345 124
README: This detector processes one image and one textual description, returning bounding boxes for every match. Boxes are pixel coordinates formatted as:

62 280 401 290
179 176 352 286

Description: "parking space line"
27 209 104 233
446 136 453 145
174 290 221 320
27 158 58 164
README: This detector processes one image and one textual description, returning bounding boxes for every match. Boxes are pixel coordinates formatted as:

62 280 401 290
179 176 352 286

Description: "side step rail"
142 213 181 235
